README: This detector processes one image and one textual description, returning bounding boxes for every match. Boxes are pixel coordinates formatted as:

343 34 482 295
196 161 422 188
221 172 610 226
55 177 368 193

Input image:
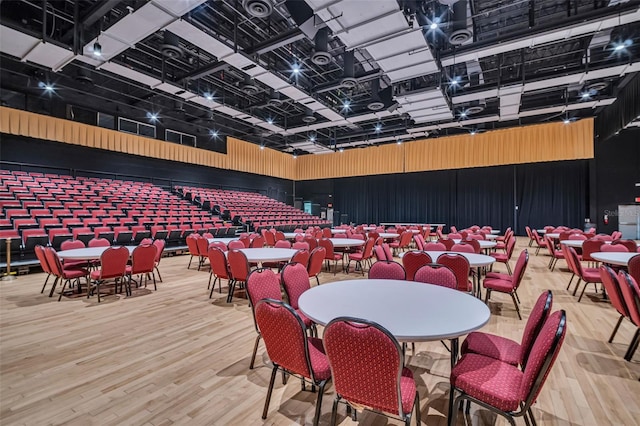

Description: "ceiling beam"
61 0 123 43
244 28 307 56
312 69 382 94
177 62 230 82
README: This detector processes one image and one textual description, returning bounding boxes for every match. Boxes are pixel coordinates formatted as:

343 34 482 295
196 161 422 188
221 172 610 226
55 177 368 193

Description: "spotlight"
449 76 461 87
339 148 344 153
293 154 297 159
374 123 382 133
612 39 632 53
260 145 265 150
470 130 477 135
563 118 570 124
580 92 591 100
147 112 159 122
292 63 300 74
460 110 467 118
209 129 219 138
267 117 274 124
342 100 351 111
396 139 402 145
309 134 316 142
204 93 214 101
93 42 102 57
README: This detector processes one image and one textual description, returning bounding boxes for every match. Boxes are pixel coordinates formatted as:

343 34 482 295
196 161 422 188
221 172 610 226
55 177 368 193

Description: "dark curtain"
516 160 589 235
595 73 640 142
455 166 514 231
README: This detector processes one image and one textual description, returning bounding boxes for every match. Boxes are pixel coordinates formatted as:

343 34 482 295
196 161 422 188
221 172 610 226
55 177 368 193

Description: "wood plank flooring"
1 240 639 425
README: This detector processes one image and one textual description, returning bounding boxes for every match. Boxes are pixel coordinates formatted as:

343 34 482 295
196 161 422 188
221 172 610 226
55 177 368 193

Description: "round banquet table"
330 228 351 234
298 279 490 370
328 238 365 248
484 234 498 240
230 247 299 263
377 233 399 239
207 237 238 246
451 239 497 249
283 232 305 239
57 246 136 260
490 230 500 235
546 233 560 239
591 252 638 266
536 229 546 234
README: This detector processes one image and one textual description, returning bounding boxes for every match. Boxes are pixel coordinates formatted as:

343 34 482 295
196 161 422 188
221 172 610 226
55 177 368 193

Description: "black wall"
594 128 640 234
0 135 293 203
297 160 590 235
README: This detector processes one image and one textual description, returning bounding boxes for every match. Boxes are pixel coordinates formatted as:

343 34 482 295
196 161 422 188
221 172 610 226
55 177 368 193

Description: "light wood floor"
1 240 639 426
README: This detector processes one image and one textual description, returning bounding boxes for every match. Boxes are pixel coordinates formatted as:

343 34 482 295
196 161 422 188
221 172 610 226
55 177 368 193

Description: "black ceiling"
1 0 639 155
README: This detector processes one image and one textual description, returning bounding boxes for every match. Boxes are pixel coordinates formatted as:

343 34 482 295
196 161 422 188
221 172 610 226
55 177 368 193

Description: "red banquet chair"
125 244 157 295
368 260 406 280
483 250 529 319
89 246 129 302
226 249 250 303
281 262 316 335
307 246 326 286
245 268 283 369
323 317 420 426
462 290 553 367
414 264 457 289
449 310 567 426
401 251 432 281
255 299 330 426
600 266 631 345
617 271 640 361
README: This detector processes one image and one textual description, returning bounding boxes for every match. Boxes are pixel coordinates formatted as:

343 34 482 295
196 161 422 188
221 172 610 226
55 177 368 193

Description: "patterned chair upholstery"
617 271 640 361
600 266 631 345
437 253 472 293
323 317 420 426
255 299 330 426
368 260 406 280
246 268 282 369
281 262 316 334
462 290 553 366
401 251 432 281
414 264 457 289
449 310 567 425
483 250 529 319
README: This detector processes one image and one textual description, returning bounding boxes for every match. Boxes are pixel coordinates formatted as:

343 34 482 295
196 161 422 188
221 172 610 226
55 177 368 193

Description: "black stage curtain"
596 73 640 142
305 160 589 235
516 160 588 235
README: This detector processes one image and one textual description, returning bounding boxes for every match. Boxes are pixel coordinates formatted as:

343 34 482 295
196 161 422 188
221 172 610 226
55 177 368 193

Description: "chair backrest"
130 244 157 274
532 229 545 246
414 264 457 289
208 246 230 279
98 246 130 279
275 231 285 241
560 244 577 275
88 238 111 247
246 268 283 332
401 251 432 281
307 247 326 277
464 238 481 253
505 236 516 258
228 240 245 250
521 310 567 409
582 239 603 262
414 234 426 251
153 238 165 263
318 238 335 259
374 245 387 261
196 236 209 255
291 249 310 268
239 235 251 248
362 238 376 260
568 233 587 240
250 235 265 248
227 249 250 281
304 236 318 250
324 317 408 417
61 239 85 250
511 250 529 290
601 244 628 252
448 233 462 240
368 261 406 280
322 228 332 238
520 290 553 366
600 265 629 318
451 243 475 253
617 271 640 328
35 245 52 274
629 254 640 284
612 240 638 253
525 226 533 240
292 241 310 250
281 262 311 309
424 242 447 251
436 253 471 292
382 243 393 260
274 240 292 249
255 299 314 380
44 247 64 277
262 230 276 246
139 238 153 245
186 234 200 255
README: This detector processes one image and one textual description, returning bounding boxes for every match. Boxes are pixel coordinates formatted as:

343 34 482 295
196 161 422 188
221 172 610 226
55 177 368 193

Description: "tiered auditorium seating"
0 171 239 265
175 185 330 232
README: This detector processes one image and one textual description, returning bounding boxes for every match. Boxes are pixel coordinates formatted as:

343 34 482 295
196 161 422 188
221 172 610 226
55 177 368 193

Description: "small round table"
377 233 399 239
451 239 497 250
298 279 490 369
207 237 238 246
591 252 638 266
232 247 299 263
57 246 136 260
328 238 365 249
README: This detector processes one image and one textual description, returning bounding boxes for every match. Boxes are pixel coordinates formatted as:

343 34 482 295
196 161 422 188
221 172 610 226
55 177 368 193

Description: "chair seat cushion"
491 253 508 262
62 268 89 279
582 268 601 283
461 332 521 365
348 253 364 261
485 272 511 280
483 277 514 292
307 337 331 380
296 309 314 328
451 353 523 412
63 260 87 269
400 367 418 415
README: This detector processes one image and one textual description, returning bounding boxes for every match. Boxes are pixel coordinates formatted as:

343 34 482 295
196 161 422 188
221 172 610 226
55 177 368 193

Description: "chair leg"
188 255 193 269
505 261 512 275
572 278 582 296
566 274 575 290
484 288 492 304
448 388 457 426
511 292 522 319
262 366 278 419
514 290 521 304
609 315 625 343
209 276 218 298
413 391 421 426
227 280 236 303
250 334 261 369
312 380 327 426
57 279 69 301
330 396 340 426
40 274 51 294
155 265 163 282
48 277 59 298
624 328 640 361
577 282 590 302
